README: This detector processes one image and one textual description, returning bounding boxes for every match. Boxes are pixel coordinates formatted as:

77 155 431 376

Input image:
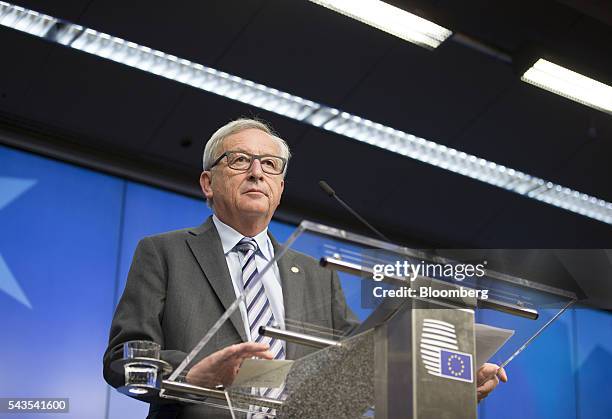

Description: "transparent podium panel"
158 221 577 418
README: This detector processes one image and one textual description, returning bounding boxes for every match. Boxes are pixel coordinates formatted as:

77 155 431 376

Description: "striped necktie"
235 237 286 409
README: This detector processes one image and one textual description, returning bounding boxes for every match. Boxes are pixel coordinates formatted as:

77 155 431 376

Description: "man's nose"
247 158 264 179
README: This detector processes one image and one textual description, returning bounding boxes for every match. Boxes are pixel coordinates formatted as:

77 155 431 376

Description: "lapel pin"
291 266 300 273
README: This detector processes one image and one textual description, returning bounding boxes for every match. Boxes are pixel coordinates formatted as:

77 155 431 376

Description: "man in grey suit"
103 118 358 418
103 118 506 418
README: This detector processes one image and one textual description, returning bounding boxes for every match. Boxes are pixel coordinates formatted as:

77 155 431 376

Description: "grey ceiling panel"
79 0 266 66
550 15 612 84
0 28 53 116
18 45 184 151
554 123 612 202
454 82 593 183
557 0 612 28
216 0 393 106
389 0 578 52
337 40 516 146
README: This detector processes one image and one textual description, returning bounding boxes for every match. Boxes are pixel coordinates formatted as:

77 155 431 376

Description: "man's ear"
200 171 213 201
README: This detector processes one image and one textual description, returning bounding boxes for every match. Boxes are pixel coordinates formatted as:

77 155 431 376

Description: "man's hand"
185 342 273 388
477 363 508 402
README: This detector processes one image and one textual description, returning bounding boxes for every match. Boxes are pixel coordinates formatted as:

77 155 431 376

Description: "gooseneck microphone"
318 180 391 243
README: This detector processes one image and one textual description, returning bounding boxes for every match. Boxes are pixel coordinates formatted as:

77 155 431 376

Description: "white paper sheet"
233 359 294 388
475 323 514 367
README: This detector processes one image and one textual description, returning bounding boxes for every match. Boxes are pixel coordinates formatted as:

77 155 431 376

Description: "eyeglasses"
209 150 287 175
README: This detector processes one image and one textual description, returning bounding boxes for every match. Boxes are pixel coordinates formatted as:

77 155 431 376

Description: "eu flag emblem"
440 349 473 383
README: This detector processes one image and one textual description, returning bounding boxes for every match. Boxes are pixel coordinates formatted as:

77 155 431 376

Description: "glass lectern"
112 221 577 419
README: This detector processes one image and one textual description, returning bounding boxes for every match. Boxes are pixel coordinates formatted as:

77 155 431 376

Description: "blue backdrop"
0 144 610 418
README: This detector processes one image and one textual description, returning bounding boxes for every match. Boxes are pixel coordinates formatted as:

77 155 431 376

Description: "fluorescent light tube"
0 1 610 224
0 2 55 36
308 0 452 49
522 58 612 115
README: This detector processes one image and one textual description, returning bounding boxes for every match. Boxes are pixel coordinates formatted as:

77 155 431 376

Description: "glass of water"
123 340 162 393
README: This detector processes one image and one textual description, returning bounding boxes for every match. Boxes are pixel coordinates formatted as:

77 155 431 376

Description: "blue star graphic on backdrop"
0 177 37 309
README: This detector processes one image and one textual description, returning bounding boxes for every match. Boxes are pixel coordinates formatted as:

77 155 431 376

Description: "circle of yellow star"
447 354 465 376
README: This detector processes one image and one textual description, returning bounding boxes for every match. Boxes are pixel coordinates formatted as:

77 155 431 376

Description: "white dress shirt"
212 215 285 341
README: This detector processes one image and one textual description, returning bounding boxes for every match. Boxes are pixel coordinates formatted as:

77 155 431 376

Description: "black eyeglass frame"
208 150 287 175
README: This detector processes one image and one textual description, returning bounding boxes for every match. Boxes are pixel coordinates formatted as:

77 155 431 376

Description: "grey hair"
202 118 291 175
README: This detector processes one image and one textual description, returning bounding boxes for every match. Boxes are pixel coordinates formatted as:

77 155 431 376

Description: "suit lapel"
185 223 306 353
186 217 247 342
271 235 306 360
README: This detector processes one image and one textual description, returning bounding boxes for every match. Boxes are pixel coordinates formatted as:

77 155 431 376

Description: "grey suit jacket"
103 216 357 419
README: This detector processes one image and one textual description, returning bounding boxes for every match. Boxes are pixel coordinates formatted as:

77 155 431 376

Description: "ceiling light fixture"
521 58 612 115
0 1 610 224
308 0 452 49
0 2 55 36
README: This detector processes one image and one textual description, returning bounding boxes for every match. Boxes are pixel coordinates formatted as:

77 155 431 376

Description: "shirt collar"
212 214 273 261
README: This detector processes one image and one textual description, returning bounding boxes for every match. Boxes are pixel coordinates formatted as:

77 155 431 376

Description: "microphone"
318 180 391 243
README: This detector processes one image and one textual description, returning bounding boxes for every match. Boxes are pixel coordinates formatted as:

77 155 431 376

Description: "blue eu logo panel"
440 349 473 382
0 145 123 418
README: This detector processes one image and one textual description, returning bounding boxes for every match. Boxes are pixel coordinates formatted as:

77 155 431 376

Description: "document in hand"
233 359 294 388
